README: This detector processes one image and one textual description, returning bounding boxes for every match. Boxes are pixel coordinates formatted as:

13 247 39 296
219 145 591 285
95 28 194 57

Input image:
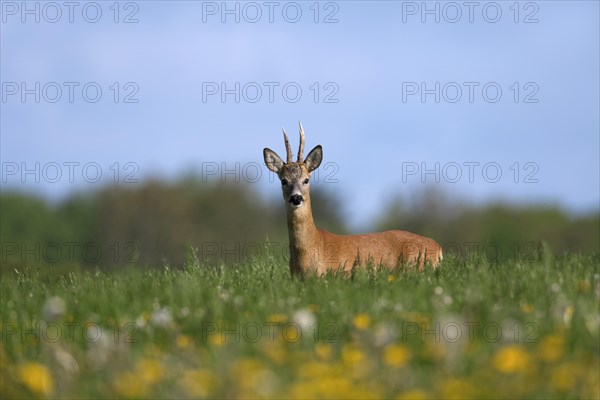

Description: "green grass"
1 250 599 399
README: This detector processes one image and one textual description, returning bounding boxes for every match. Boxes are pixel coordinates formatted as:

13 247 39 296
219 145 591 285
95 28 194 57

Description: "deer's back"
318 229 442 273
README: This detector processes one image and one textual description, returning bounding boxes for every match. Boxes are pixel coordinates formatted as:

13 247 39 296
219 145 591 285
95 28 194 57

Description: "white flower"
150 308 173 329
374 322 397 347
42 296 66 322
292 309 316 332
86 332 112 370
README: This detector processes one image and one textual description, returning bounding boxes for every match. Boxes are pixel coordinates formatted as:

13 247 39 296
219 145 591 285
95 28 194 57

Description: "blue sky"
1 1 598 229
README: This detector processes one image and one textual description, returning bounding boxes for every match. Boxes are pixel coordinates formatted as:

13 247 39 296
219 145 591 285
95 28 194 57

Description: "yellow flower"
353 313 371 330
315 343 333 361
383 344 410 368
289 365 378 399
538 334 565 362
209 334 225 347
387 275 397 282
176 334 192 349
113 371 148 398
577 280 590 293
342 345 364 364
17 362 53 397
407 312 429 326
396 389 429 400
297 361 338 379
261 341 286 364
521 303 534 314
267 313 287 324
137 358 164 385
492 345 530 374
423 341 446 362
341 345 371 379
441 378 477 399
551 363 577 392
178 369 217 397
231 358 277 396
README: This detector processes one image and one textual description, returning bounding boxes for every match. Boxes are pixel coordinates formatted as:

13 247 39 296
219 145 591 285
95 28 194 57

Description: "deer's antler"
282 128 293 163
297 122 305 163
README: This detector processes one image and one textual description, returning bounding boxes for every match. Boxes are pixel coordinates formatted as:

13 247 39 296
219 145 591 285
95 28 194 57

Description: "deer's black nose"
290 194 303 206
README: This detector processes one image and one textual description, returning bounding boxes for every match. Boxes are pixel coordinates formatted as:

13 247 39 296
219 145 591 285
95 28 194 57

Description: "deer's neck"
287 197 319 244
286 197 321 271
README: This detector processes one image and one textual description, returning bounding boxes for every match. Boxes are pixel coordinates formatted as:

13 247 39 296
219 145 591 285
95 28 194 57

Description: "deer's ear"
264 148 284 173
304 145 323 172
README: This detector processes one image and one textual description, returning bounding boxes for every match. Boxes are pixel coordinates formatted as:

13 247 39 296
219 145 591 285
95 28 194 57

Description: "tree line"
1 177 597 273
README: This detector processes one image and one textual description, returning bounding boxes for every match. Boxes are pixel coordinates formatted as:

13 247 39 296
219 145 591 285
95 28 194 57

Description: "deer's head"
263 122 323 209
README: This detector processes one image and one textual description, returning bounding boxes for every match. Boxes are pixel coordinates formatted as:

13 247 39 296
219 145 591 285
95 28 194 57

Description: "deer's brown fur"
264 123 442 277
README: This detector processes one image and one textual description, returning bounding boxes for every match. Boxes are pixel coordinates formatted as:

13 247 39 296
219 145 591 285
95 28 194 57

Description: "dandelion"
150 308 173 329
86 332 113 370
315 343 332 361
17 362 53 397
176 334 192 349
113 371 147 398
577 280 590 293
267 313 287 324
261 341 287 364
396 388 429 400
293 309 316 332
178 369 217 397
387 275 397 282
135 313 148 329
383 344 410 367
341 344 365 365
492 345 530 374
137 358 164 384
442 378 476 399
53 347 80 376
374 323 396 347
538 334 564 362
521 303 534 314
551 363 577 392
353 313 371 330
209 334 225 347
563 305 574 326
42 296 66 322
232 358 278 396
178 307 190 318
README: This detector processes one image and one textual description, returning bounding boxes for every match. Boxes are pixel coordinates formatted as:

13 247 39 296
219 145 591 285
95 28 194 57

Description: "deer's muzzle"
290 194 303 207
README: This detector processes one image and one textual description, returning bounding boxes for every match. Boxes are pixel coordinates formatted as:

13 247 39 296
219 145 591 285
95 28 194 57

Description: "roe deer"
263 123 442 277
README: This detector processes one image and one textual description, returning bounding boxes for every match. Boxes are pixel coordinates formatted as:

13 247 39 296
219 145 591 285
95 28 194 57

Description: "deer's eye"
281 179 288 186
303 179 309 185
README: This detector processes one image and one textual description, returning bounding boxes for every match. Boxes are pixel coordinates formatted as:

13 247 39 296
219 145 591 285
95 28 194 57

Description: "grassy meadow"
1 249 599 399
